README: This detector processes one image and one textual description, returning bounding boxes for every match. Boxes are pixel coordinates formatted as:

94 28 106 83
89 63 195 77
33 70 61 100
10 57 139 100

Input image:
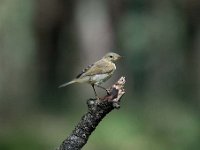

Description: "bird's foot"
95 96 102 103
87 97 101 112
91 95 101 101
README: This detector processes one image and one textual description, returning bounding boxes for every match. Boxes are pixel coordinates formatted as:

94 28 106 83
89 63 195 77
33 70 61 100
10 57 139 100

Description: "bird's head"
103 52 122 62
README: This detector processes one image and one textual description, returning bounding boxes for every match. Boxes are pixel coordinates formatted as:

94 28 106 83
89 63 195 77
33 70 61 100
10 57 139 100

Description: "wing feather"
77 60 115 78
76 64 94 78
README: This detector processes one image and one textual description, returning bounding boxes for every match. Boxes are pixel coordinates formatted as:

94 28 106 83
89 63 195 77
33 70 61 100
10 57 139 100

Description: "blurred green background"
0 0 200 150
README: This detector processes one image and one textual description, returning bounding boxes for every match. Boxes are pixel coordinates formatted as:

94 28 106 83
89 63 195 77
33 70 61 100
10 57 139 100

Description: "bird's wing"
76 60 115 78
76 64 94 78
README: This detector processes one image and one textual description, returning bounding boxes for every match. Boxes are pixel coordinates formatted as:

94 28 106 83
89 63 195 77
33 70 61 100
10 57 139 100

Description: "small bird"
59 52 121 97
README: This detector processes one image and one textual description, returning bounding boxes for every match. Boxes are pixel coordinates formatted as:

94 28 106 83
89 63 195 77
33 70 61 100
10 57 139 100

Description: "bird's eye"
109 55 113 58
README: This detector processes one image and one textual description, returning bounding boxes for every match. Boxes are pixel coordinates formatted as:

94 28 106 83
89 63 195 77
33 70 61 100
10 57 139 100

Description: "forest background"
0 0 200 150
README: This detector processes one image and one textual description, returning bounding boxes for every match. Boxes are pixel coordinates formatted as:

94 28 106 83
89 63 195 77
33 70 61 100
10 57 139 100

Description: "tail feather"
58 80 76 88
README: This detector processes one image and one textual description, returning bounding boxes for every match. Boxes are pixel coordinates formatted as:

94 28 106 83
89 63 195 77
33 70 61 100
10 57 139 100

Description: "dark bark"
57 77 126 150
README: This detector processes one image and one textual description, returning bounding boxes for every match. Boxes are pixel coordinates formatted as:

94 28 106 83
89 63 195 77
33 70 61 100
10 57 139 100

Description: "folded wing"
77 60 115 79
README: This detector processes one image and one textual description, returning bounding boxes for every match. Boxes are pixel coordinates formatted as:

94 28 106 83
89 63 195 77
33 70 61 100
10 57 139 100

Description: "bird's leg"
91 84 98 98
96 84 110 95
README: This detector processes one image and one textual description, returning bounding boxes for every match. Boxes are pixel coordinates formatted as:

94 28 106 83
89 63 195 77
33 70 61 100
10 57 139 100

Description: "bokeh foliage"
0 0 200 150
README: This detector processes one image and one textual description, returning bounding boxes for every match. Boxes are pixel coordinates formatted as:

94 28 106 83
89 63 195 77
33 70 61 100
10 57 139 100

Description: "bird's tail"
58 80 76 88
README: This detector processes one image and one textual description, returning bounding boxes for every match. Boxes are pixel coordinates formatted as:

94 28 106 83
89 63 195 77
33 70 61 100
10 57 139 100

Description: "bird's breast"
90 73 111 85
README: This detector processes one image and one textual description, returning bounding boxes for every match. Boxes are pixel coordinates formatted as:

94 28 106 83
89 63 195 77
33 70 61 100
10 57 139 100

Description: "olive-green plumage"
59 52 121 97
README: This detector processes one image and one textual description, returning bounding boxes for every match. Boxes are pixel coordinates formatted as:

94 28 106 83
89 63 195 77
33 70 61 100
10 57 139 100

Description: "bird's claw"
95 96 100 100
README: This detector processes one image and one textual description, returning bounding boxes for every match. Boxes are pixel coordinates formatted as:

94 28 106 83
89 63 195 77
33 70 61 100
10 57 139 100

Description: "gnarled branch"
57 77 126 150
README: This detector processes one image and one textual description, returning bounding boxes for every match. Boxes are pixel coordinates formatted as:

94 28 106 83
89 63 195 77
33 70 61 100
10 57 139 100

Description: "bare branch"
57 77 126 150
